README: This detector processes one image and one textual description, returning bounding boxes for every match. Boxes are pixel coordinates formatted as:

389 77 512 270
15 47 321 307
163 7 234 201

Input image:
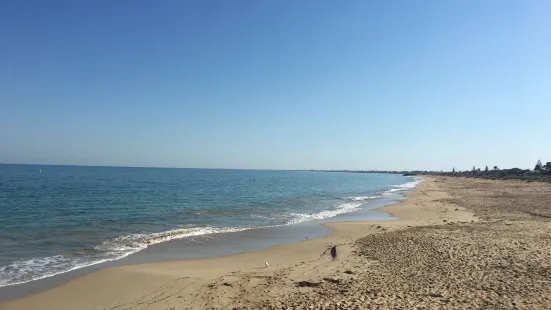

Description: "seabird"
330 246 337 260
265 261 270 268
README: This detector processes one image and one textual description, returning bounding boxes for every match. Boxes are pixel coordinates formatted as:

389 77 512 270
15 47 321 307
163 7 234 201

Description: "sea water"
0 164 421 287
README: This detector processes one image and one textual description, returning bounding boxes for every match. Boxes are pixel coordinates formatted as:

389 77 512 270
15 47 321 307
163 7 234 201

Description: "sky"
1 0 550 171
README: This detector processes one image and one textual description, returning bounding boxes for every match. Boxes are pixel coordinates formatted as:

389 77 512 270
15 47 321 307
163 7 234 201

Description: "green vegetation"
438 160 551 183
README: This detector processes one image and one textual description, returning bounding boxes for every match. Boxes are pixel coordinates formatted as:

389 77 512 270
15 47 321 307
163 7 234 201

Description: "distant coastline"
303 170 423 176
307 161 551 183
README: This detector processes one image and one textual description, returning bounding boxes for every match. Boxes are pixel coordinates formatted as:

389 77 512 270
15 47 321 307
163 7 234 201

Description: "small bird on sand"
265 261 270 268
330 246 337 260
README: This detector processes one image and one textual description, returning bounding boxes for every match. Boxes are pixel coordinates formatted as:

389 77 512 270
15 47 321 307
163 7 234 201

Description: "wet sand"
2 176 550 309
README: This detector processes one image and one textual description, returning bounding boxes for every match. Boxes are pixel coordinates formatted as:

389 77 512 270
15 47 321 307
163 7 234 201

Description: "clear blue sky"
1 0 550 171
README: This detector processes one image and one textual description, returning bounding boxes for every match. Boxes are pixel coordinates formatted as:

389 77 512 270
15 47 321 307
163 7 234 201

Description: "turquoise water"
0 164 420 287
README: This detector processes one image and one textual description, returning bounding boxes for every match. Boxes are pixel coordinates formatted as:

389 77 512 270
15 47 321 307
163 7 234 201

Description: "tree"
493 166 499 171
535 160 543 171
472 166 476 174
477 168 481 172
452 167 456 173
545 162 551 170
485 166 489 172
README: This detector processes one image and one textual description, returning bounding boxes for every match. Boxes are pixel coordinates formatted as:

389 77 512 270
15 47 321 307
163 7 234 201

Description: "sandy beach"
2 176 550 310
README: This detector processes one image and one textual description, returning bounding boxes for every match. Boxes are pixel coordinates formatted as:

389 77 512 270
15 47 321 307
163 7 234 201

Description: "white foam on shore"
285 202 363 225
117 226 251 247
0 226 251 288
343 195 380 201
384 177 424 194
0 253 128 288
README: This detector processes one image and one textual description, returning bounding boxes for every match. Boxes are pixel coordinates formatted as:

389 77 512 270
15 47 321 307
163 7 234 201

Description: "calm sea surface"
0 164 420 287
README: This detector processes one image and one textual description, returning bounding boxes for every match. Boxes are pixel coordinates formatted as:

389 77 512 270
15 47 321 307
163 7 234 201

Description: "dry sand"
2 176 550 310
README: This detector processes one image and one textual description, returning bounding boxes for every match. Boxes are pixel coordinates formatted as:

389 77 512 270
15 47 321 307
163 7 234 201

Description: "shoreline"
1 177 476 310
0 174 419 293
0 175 418 298
0 192 403 303
0 185 409 302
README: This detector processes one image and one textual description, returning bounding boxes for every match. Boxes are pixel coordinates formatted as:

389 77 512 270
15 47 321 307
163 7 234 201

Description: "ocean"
0 164 421 289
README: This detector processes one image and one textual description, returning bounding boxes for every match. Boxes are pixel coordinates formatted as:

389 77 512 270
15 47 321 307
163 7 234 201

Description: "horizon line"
0 162 423 172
